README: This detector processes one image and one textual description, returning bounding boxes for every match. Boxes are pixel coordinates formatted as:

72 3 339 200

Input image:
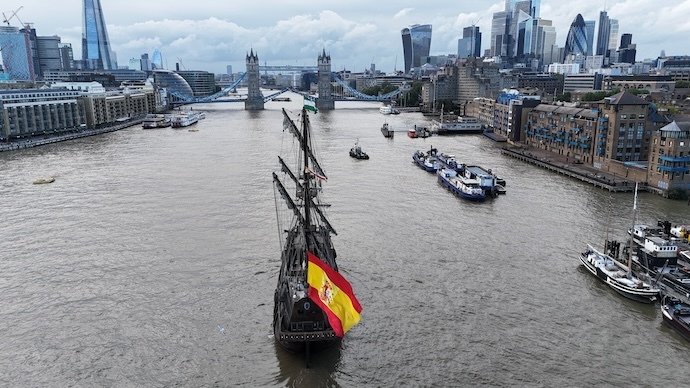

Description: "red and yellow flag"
306 251 362 337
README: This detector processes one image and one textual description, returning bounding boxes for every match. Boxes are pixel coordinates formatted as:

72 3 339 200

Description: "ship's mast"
302 108 311 235
627 182 639 273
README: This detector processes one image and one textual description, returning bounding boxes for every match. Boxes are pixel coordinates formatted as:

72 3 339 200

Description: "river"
1 93 689 386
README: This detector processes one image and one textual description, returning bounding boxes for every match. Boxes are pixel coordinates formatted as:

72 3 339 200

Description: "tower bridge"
171 50 408 109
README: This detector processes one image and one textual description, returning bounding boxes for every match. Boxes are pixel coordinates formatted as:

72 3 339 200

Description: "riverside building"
647 121 690 191
0 89 84 140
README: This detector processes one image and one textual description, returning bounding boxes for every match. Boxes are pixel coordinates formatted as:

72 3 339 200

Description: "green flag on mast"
304 98 318 113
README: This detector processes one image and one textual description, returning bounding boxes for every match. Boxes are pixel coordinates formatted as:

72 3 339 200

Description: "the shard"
81 0 116 70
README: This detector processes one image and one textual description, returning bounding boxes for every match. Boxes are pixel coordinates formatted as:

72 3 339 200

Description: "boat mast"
627 182 639 273
302 108 311 239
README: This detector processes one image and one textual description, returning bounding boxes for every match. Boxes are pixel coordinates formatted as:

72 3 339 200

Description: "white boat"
437 168 486 201
171 111 201 128
142 114 171 129
379 105 393 115
431 111 483 134
579 183 661 303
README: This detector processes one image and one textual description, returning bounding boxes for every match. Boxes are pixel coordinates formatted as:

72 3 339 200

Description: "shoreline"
0 116 146 153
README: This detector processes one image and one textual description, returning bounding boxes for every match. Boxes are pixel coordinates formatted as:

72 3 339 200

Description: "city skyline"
1 0 689 73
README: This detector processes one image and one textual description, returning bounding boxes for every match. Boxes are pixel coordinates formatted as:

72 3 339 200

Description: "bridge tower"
316 49 334 111
244 49 264 110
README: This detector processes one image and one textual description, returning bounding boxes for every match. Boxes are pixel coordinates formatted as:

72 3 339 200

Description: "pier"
501 147 636 192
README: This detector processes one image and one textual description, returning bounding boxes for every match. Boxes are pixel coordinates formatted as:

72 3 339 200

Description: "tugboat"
412 146 440 173
349 140 369 160
272 107 362 360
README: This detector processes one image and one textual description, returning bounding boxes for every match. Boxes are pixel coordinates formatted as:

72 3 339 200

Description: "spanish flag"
307 251 362 337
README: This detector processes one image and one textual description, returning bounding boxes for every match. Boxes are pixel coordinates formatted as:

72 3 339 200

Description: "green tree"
397 81 423 107
675 80 690 88
581 90 618 102
556 92 572 102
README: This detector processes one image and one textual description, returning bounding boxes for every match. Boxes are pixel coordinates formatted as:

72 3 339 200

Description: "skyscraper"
489 0 540 62
151 49 163 70
82 0 117 70
401 24 432 73
607 19 619 52
618 33 636 64
584 20 595 56
564 14 588 59
458 26 481 58
595 11 610 56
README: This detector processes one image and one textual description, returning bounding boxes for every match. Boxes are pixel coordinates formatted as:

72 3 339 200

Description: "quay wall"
0 117 145 153
501 148 635 192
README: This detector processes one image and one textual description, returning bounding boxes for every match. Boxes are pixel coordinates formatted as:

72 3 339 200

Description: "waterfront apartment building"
0 89 85 140
81 90 155 128
492 91 541 142
593 91 654 164
647 121 690 191
469 97 495 128
0 86 155 140
524 104 606 164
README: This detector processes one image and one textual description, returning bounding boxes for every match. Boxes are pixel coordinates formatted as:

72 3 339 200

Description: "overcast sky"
3 0 689 73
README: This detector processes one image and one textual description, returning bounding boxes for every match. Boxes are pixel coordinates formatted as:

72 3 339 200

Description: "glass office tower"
401 24 432 73
564 14 588 58
82 0 116 70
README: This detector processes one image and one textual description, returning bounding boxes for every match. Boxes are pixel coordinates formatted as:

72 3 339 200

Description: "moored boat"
381 122 394 138
142 114 171 129
407 125 431 138
171 111 201 128
580 244 661 303
579 183 661 304
273 107 362 357
661 295 690 340
431 112 483 135
412 146 440 172
437 167 486 202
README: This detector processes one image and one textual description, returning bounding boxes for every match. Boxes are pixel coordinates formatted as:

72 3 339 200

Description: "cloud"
394 8 414 19
3 0 689 73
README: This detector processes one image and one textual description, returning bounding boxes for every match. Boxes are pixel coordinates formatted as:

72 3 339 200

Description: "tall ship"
272 107 362 357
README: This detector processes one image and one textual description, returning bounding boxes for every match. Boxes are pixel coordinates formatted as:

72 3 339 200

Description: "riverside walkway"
0 117 145 153
501 147 636 193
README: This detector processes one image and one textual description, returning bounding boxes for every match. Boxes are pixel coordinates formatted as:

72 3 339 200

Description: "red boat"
408 125 431 138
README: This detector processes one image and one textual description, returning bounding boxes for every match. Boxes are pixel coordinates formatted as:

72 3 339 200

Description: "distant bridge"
171 71 409 106
258 65 318 72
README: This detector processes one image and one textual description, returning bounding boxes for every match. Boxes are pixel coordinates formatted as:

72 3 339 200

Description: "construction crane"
2 6 32 30
176 57 186 71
